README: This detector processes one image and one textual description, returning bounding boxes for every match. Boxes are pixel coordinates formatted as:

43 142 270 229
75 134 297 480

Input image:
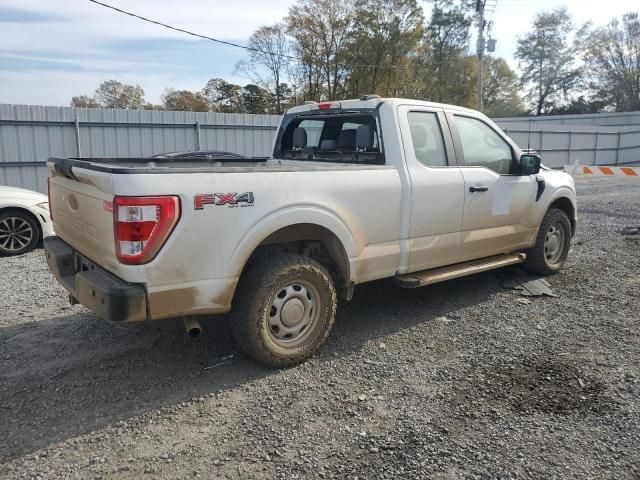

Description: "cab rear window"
276 113 384 164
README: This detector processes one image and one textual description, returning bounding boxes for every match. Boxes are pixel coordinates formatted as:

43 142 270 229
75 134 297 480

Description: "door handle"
469 185 489 192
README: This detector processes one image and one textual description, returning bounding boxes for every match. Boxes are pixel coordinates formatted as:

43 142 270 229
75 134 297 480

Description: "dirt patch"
452 355 618 416
494 356 617 415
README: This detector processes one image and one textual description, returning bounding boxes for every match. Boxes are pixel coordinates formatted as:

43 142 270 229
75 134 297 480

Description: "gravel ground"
1 176 639 479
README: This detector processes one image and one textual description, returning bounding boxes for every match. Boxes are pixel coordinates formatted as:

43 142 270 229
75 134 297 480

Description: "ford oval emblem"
68 194 79 211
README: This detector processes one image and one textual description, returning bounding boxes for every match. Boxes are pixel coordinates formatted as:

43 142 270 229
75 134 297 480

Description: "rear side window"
454 115 514 174
407 112 448 167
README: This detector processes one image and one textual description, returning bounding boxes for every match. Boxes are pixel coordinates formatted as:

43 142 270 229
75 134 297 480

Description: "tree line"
71 79 280 114
71 1 640 116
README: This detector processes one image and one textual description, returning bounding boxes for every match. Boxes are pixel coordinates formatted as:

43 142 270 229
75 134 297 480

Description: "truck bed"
46 153 400 289
49 156 269 174
48 157 392 175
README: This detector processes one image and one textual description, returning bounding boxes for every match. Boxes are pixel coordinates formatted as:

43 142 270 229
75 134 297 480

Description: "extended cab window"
454 115 514 174
276 113 383 164
407 111 447 167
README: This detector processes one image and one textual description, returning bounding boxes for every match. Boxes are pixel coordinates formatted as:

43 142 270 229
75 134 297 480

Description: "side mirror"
520 154 541 175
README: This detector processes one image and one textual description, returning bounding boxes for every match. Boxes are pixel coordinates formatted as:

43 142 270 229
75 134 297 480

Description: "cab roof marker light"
318 102 341 111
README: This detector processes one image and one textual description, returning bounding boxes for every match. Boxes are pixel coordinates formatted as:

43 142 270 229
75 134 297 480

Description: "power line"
87 0 298 60
87 0 408 70
89 0 483 73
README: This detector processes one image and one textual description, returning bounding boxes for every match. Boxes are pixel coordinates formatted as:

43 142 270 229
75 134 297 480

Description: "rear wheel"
523 208 571 275
0 210 40 256
232 254 337 367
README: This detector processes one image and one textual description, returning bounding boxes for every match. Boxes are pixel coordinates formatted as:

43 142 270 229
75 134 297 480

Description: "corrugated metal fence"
0 104 280 193
2 104 640 193
496 111 640 128
496 123 640 169
494 112 640 169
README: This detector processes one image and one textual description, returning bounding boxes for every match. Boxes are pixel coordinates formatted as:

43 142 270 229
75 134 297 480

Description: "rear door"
447 112 537 261
398 106 465 272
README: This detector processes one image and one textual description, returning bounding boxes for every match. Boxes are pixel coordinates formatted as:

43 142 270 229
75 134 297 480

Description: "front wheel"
232 254 337 367
523 208 571 276
0 210 40 256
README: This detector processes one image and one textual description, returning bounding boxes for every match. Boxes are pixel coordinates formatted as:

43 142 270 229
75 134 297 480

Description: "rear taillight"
113 195 180 265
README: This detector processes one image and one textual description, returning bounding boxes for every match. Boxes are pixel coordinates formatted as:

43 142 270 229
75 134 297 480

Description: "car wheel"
523 208 571 276
232 253 337 368
0 210 40 256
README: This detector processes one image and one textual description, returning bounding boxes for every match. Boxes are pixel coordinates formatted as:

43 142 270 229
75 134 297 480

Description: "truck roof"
286 97 480 116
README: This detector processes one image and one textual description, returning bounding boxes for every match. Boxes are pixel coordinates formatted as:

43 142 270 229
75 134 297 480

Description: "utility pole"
476 0 486 112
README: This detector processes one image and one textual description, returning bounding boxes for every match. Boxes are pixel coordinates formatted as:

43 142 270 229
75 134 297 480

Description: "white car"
0 186 55 256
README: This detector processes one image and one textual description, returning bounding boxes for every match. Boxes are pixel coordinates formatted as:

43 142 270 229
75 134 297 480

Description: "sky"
0 0 638 106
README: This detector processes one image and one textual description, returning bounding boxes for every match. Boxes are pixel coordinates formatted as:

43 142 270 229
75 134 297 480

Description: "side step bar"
395 253 526 288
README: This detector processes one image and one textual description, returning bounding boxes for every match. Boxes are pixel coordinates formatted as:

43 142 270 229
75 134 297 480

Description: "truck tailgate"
48 164 118 270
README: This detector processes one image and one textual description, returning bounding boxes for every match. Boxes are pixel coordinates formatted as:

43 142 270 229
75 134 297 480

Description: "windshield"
274 112 384 164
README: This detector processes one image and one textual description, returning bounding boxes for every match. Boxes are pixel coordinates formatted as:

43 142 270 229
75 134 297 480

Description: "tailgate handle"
469 185 489 192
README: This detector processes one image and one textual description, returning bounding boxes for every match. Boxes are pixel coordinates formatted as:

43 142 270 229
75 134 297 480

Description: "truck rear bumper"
44 236 147 322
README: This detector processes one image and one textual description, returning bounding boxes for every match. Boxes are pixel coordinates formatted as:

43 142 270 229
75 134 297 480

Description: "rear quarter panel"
110 166 402 318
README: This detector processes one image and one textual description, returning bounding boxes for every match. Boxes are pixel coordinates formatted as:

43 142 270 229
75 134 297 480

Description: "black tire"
0 209 40 256
232 253 337 368
523 208 571 276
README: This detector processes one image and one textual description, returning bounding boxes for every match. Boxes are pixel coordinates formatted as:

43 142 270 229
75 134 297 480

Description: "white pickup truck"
44 97 577 367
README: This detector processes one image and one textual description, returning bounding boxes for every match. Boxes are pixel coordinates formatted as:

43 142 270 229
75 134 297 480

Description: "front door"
448 113 537 261
398 106 465 273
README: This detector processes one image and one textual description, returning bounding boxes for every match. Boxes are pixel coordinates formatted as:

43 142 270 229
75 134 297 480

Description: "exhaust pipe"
183 317 202 338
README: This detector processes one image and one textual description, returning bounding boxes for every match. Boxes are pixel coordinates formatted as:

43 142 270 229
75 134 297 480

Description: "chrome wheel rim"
267 280 320 347
0 216 34 252
544 221 565 265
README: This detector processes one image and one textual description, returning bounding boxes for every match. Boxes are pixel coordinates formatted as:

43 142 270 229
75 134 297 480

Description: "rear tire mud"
232 254 337 368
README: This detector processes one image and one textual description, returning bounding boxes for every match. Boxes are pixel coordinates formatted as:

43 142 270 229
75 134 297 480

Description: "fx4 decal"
194 192 255 210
